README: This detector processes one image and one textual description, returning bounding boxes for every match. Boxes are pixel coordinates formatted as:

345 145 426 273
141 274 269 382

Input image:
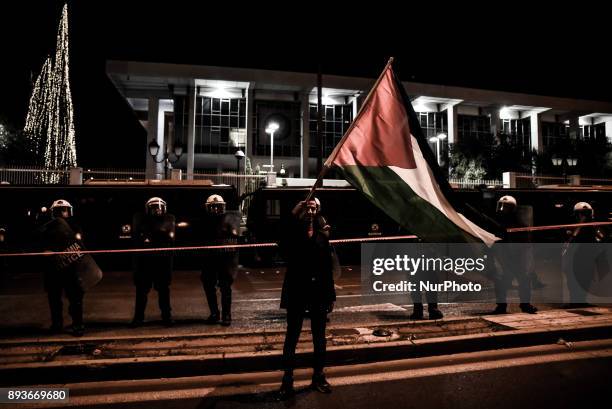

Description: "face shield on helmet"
205 194 226 215
146 197 167 217
496 195 517 215
573 201 593 221
50 199 73 219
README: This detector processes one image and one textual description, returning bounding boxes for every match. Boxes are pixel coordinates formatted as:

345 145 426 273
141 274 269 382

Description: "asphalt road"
17 339 612 409
0 265 555 339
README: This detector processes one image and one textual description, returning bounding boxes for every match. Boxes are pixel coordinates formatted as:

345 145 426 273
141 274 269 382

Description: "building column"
145 96 163 180
446 104 459 145
245 87 254 159
186 85 196 180
489 107 502 140
569 115 580 139
530 112 543 153
301 92 311 178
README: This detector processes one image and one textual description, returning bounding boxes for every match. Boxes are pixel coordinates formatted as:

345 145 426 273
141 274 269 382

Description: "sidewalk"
1 306 611 386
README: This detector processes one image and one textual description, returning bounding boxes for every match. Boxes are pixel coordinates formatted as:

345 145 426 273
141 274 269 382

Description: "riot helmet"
50 199 73 219
205 194 226 215
146 197 167 216
496 195 517 215
573 201 593 222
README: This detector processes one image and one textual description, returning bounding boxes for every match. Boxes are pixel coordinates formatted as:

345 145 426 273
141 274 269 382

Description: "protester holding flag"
278 198 335 398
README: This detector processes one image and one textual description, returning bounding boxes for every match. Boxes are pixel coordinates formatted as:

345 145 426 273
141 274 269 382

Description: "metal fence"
448 178 503 189
82 168 146 182
0 166 70 185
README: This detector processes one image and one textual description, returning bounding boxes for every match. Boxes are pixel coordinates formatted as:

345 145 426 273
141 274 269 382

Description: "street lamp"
234 149 245 174
428 133 447 165
148 139 183 179
551 155 577 184
265 122 279 172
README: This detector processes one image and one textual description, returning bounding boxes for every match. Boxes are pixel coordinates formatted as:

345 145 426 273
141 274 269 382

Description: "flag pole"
305 56 395 202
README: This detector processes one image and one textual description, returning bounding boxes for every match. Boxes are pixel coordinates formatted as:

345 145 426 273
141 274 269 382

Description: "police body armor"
133 212 176 287
204 211 240 274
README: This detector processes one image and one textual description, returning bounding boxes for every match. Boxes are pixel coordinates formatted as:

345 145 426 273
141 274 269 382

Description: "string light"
23 4 76 183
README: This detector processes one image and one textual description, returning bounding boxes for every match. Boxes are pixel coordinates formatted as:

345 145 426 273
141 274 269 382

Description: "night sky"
2 1 610 167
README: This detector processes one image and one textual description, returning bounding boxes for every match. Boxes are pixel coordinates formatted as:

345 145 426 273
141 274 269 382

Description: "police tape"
506 221 612 233
2 221 611 258
0 235 419 258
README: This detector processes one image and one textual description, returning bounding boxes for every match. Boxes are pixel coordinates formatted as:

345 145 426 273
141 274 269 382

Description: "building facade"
106 61 612 179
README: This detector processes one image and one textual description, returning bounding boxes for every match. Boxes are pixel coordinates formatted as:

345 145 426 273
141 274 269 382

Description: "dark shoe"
221 313 231 327
311 373 332 394
278 373 295 400
410 304 424 320
520 303 538 314
428 308 444 320
130 318 144 328
162 316 174 327
71 324 84 337
490 304 507 315
49 322 63 334
204 314 220 324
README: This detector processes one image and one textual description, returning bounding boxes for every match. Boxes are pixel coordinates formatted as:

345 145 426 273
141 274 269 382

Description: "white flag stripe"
389 133 499 246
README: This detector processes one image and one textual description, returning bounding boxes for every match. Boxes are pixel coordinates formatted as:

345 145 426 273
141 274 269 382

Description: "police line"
2 221 612 258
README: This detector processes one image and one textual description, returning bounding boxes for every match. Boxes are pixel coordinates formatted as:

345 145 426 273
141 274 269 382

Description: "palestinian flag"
326 61 499 245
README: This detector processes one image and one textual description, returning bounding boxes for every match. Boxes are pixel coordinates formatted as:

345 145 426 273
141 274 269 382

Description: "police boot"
68 300 84 337
491 303 507 315
278 371 295 400
311 371 332 394
48 292 64 333
131 289 148 328
49 309 64 334
428 303 444 320
158 287 173 327
410 303 424 320
520 303 538 314
221 290 232 326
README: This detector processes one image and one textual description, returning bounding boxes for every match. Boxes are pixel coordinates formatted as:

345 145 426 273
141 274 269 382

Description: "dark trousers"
133 284 171 321
47 282 84 327
201 269 233 316
282 307 327 373
494 268 531 303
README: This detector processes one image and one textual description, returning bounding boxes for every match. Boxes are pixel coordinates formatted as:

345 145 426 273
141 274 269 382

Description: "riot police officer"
131 197 176 327
491 195 538 314
38 199 86 336
200 194 239 326
563 202 608 306
278 198 336 399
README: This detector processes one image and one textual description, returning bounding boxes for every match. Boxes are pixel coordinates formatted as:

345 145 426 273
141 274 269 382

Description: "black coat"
280 215 336 310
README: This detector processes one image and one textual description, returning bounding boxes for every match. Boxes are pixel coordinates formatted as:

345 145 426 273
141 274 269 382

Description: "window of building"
195 96 246 154
501 118 531 149
542 122 569 147
457 114 491 141
309 103 353 157
253 100 302 157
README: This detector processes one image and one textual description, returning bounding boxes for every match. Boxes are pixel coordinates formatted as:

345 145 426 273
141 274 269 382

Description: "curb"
2 322 611 386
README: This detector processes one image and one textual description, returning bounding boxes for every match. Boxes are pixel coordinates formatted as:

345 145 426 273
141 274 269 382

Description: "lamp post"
265 122 279 172
148 139 183 179
552 155 577 184
234 149 245 174
428 133 447 166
